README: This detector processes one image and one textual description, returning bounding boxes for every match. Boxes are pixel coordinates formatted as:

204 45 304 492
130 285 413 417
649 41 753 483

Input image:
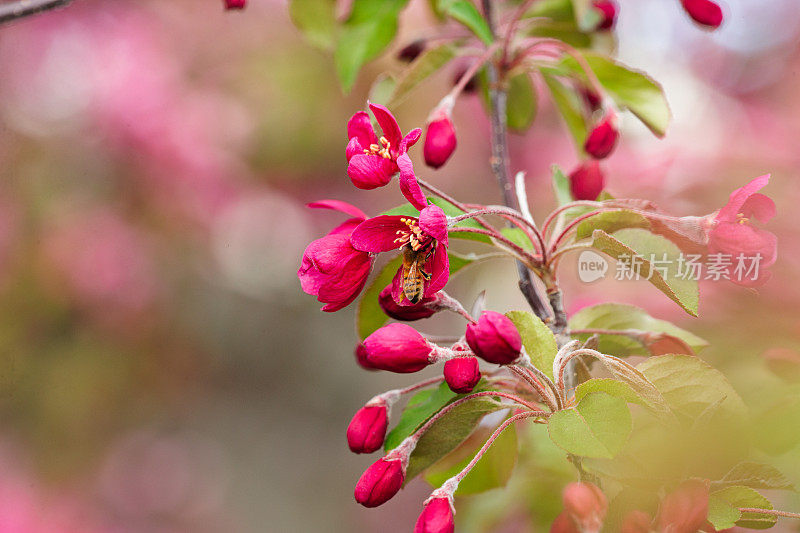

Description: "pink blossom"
443 357 481 394
708 174 777 286
562 482 607 533
569 161 605 201
423 108 457 169
362 323 436 373
584 114 619 160
224 0 246 9
593 1 618 31
415 497 455 533
465 311 522 365
680 0 724 28
354 457 405 507
346 103 422 190
656 480 709 533
298 200 374 312
351 204 449 304
347 402 389 454
378 285 439 321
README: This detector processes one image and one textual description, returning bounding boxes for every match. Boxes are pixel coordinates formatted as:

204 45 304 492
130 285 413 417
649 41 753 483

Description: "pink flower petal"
351 216 409 253
369 103 402 148
346 137 364 161
400 128 422 153
419 205 448 246
328 218 363 237
397 154 428 211
347 111 377 148
425 244 449 296
307 199 367 220
347 154 395 190
716 174 770 222
740 193 776 224
390 266 405 304
709 222 777 267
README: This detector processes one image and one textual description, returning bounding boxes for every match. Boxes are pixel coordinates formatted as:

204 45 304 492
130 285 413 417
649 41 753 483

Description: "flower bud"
620 510 652 533
224 0 246 9
354 457 405 507
363 323 435 373
593 0 618 30
569 161 605 201
355 342 377 371
680 0 723 29
584 115 619 159
398 40 426 63
414 498 456 533
465 311 522 365
562 482 607 533
378 285 438 321
424 109 457 169
347 402 389 454
656 479 709 533
550 511 579 533
415 497 455 533
443 357 481 394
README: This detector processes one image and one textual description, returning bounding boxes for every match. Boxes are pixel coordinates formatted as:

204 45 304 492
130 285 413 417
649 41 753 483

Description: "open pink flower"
351 204 449 305
346 103 422 190
298 200 374 312
708 174 777 286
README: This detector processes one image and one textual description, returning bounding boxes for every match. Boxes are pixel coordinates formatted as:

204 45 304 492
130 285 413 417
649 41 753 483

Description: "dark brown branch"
0 0 72 25
481 0 552 323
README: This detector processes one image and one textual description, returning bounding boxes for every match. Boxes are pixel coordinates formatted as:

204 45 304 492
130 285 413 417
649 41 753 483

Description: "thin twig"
0 0 71 25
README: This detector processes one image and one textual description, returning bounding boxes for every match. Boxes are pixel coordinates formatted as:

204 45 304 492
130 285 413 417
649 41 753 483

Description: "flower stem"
481 0 552 324
0 0 71 25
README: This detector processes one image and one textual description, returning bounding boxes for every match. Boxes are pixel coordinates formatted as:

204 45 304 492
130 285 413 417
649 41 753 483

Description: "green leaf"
289 0 337 50
568 302 708 357
571 0 603 31
385 383 456 451
506 73 537 133
542 72 589 149
591 228 699 316
574 210 651 241
356 251 475 339
575 378 645 406
500 227 534 250
551 165 574 207
405 396 506 481
425 420 517 495
506 310 558 378
368 74 397 107
708 486 776 530
334 0 410 93
548 391 632 458
638 355 746 421
561 52 671 137
714 462 794 491
388 44 458 107
438 0 494 45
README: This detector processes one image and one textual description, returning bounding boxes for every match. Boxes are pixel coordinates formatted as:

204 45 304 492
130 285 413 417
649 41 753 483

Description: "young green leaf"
638 354 746 421
574 210 651 241
506 73 538 133
560 52 671 137
591 228 699 316
575 378 644 406
385 383 457 451
568 302 708 356
437 0 494 45
542 72 589 149
289 0 337 50
551 165 574 207
708 486 776 530
424 419 517 495
388 44 458 107
548 391 632 458
713 462 794 491
500 227 534 250
335 0 411 93
506 310 558 378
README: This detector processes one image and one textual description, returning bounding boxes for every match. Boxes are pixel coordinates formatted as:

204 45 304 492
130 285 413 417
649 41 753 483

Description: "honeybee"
401 246 433 304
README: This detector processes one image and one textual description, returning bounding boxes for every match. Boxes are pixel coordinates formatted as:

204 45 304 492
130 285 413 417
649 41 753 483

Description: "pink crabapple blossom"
465 311 523 365
346 103 422 190
378 285 439 321
592 0 618 31
584 114 619 160
569 161 605 201
224 0 246 9
620 510 652 533
414 497 456 533
443 357 481 394
423 106 458 169
354 456 405 508
561 482 607 533
362 323 436 373
346 401 389 454
680 0 724 28
656 479 710 533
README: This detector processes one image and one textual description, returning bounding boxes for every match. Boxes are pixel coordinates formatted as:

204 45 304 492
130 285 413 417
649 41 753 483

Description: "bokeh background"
0 0 799 531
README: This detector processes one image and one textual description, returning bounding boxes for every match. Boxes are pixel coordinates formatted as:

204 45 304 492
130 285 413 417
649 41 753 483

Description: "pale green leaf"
506 310 558 378
548 391 632 458
708 486 776 530
388 44 458 107
507 73 537 133
289 0 337 50
438 0 493 45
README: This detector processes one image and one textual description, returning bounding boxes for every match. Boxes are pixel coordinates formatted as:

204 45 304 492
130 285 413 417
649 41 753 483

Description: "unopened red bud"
224 0 246 9
584 115 619 159
398 40 426 63
550 511 579 533
424 110 457 169
621 510 652 533
363 323 435 373
569 161 605 201
415 497 455 533
378 285 438 321
562 482 607 533
443 357 481 393
680 0 723 28
593 0 618 30
355 342 377 371
354 457 405 507
656 479 709 533
465 311 522 365
347 403 389 454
